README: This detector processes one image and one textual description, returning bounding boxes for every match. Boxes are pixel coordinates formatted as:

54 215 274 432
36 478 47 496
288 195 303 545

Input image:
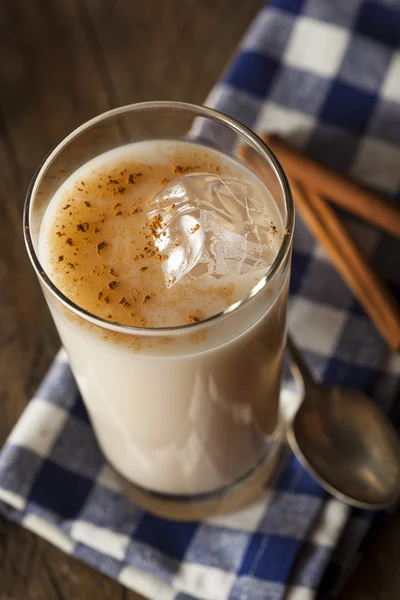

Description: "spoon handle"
286 334 316 390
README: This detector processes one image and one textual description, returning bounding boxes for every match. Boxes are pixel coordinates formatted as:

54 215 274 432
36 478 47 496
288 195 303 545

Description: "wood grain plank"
0 0 112 197
339 510 400 600
81 0 265 106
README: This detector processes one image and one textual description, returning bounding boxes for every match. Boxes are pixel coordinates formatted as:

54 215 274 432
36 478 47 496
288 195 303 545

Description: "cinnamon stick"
291 181 400 350
262 134 400 240
237 142 400 350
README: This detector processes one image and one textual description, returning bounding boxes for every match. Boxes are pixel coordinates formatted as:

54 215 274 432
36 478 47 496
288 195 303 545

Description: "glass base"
109 440 284 521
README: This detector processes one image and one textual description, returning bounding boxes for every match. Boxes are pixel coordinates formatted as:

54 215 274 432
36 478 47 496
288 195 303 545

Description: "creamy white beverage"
38 140 289 496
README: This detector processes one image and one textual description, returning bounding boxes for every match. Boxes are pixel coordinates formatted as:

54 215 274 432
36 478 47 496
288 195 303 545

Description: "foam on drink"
39 141 283 329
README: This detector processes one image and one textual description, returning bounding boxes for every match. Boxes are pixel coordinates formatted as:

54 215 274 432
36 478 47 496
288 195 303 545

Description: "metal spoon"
286 335 400 509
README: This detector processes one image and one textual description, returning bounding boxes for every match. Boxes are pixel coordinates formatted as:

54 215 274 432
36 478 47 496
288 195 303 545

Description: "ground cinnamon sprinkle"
187 314 201 323
172 165 196 174
108 280 118 289
128 173 142 184
119 297 130 307
186 309 204 323
96 241 107 253
77 222 89 232
189 224 200 234
138 266 147 273
149 214 163 238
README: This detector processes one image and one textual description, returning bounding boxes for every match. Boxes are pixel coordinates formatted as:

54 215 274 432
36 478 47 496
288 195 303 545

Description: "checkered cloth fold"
1 1 400 598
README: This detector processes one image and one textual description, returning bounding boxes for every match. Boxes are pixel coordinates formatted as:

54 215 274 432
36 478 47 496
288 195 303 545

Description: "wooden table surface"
0 1 399 598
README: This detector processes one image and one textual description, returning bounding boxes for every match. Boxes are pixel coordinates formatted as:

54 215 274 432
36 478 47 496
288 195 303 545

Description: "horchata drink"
24 103 293 519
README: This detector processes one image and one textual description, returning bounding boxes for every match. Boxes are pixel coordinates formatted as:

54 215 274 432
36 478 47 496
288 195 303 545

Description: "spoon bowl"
287 337 400 509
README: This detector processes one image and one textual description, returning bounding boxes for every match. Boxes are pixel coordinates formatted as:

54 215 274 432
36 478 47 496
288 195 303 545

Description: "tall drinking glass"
24 102 294 519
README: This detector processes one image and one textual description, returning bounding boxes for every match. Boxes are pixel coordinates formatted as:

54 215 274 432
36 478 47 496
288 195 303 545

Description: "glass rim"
23 100 294 337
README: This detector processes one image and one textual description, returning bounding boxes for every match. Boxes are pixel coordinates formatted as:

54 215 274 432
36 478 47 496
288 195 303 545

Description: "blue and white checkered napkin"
1 1 400 598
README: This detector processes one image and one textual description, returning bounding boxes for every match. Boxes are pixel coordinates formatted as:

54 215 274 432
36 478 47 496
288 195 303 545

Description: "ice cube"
148 173 277 287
